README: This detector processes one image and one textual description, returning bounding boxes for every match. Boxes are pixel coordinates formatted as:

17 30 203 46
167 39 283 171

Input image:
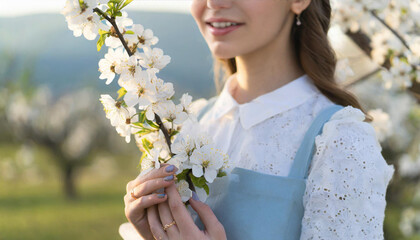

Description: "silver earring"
296 14 302 26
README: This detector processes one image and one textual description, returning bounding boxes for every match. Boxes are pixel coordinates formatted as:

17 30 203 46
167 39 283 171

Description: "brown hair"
212 0 372 122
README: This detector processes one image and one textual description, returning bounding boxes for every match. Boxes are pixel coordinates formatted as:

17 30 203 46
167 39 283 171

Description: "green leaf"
115 11 122 17
217 170 227 178
125 30 134 35
132 122 144 128
97 33 107 51
117 87 127 99
146 119 160 129
189 172 208 190
169 130 179 138
176 169 190 182
142 138 153 154
138 110 146 123
99 29 109 35
121 0 133 9
203 184 209 195
135 128 153 136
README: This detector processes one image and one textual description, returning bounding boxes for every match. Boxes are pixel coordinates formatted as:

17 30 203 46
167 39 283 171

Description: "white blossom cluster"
399 207 420 237
61 0 107 40
367 108 393 142
62 0 230 201
331 0 420 89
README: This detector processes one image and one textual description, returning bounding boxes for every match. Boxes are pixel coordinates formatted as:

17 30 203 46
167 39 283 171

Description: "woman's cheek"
190 1 204 23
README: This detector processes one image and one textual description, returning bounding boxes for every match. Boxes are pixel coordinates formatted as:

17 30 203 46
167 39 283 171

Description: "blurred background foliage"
0 2 419 240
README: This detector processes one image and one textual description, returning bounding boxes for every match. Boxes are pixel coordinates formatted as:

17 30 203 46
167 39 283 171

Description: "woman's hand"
124 164 178 240
147 183 227 240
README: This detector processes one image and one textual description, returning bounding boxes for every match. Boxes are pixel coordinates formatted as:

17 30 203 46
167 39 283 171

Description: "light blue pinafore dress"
194 96 344 240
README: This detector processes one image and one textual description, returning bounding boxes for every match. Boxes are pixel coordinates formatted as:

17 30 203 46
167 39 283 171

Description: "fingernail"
157 193 166 198
192 191 200 201
165 165 175 172
156 188 164 194
164 175 174 181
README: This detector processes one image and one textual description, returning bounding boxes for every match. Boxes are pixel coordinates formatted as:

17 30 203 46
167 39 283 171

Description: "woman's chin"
212 53 235 60
209 45 237 60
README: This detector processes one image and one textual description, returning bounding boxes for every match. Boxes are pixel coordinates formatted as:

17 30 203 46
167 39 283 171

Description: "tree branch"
155 114 172 155
93 7 173 155
345 67 382 87
370 10 411 51
93 7 133 56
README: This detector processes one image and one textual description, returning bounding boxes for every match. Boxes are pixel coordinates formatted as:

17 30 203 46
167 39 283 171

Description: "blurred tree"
3 80 116 199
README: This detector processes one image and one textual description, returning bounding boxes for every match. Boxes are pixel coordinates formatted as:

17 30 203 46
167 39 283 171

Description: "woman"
122 0 395 239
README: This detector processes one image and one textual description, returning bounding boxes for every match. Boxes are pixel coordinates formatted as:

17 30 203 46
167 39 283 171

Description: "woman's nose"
207 0 232 9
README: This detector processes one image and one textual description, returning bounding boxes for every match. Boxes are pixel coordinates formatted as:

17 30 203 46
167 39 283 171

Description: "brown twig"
93 8 133 56
155 114 172 154
370 10 411 51
345 67 382 87
93 7 174 155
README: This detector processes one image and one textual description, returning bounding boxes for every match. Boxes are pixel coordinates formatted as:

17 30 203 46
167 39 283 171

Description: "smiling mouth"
205 22 245 28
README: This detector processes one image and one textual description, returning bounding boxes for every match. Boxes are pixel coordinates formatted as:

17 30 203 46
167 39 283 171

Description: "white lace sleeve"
300 106 395 240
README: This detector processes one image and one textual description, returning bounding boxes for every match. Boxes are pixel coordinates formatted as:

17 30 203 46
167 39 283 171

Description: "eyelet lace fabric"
192 93 395 239
299 105 395 240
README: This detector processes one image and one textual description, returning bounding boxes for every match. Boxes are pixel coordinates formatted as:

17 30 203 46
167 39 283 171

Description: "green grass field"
0 143 141 240
0 179 132 240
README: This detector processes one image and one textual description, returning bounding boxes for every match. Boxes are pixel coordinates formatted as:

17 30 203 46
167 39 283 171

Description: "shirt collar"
208 72 321 130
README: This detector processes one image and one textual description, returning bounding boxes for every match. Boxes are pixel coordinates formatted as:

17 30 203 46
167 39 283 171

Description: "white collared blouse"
190 73 395 239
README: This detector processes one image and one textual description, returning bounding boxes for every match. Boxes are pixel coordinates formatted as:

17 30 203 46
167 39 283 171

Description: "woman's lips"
206 23 244 36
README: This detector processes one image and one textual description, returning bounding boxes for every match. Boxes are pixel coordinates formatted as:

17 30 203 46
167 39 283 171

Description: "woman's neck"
231 33 306 105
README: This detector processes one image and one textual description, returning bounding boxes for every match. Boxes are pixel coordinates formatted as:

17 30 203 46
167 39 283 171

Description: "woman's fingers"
158 201 179 238
165 183 197 235
129 176 175 202
189 192 225 238
125 193 168 220
126 164 178 193
147 205 168 240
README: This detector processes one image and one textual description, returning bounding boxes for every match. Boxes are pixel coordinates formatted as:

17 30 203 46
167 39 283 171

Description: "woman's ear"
290 0 312 15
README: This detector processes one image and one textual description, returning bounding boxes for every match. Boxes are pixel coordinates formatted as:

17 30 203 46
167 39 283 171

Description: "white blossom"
368 108 393 142
176 180 193 202
122 69 158 109
98 47 127 85
135 130 171 160
190 144 225 183
61 0 105 40
126 24 159 53
104 12 134 48
399 154 420 178
115 106 138 143
389 56 413 88
399 207 420 237
155 100 188 125
117 56 142 86
138 47 171 72
335 58 355 83
167 133 196 174
152 77 175 102
99 94 128 127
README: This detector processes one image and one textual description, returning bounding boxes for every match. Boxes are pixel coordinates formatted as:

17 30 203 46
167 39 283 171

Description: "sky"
0 0 192 17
